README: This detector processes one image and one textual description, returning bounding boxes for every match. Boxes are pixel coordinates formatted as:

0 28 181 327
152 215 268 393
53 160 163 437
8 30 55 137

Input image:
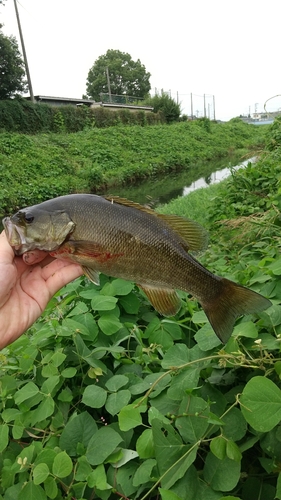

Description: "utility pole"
190 92 193 119
13 0 34 102
213 95 216 120
106 67 112 103
203 94 206 117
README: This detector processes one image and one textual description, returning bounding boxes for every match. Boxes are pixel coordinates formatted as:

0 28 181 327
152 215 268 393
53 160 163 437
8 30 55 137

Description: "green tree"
144 92 181 123
0 27 27 99
86 49 151 101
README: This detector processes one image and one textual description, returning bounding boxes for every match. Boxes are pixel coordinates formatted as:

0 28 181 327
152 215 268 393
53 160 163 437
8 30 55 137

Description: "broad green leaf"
34 449 57 469
61 317 90 337
87 463 112 490
112 448 139 467
101 279 134 296
41 375 60 395
161 343 190 368
18 481 47 500
133 459 156 487
0 423 9 452
136 429 155 458
203 452 241 491
232 321 258 339
86 427 123 465
105 390 131 416
240 376 281 432
222 408 247 441
210 436 226 460
91 295 118 310
105 374 129 392
226 440 242 462
30 396 55 426
152 419 198 489
194 324 221 351
61 367 77 378
50 351 66 367
52 451 73 478
60 412 98 456
159 489 182 500
98 313 122 335
14 382 39 405
82 385 107 408
67 300 88 316
1 408 21 423
167 367 200 400
276 473 281 500
175 395 210 443
118 403 146 431
33 463 49 485
268 259 281 275
119 292 140 314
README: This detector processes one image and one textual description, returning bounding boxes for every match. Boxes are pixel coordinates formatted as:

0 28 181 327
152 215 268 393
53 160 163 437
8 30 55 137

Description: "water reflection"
183 158 253 196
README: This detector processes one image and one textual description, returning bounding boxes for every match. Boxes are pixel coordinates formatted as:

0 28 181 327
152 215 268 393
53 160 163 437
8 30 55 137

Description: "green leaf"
152 419 198 489
226 440 242 462
194 324 221 351
222 408 247 441
61 367 77 378
61 317 90 337
18 482 47 500
119 292 140 314
91 295 118 310
52 451 73 478
105 390 131 416
167 367 200 400
87 463 112 490
101 279 134 296
0 423 9 452
67 300 88 316
203 452 241 491
59 411 98 456
133 459 156 486
30 396 55 426
175 395 210 443
118 403 146 431
159 489 182 500
14 382 39 405
136 429 155 458
161 343 190 368
240 376 281 432
98 313 122 335
50 351 66 367
232 321 258 339
33 463 49 485
112 448 139 467
82 385 107 408
105 374 129 391
210 436 226 460
86 427 123 465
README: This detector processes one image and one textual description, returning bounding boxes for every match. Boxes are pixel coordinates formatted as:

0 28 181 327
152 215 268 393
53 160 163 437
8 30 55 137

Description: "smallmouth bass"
2 194 271 343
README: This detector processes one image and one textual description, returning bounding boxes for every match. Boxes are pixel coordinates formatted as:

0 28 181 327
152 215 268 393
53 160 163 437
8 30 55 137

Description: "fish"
2 194 271 343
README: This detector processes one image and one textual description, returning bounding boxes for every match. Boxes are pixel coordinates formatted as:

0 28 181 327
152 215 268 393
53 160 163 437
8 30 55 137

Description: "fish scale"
2 194 271 343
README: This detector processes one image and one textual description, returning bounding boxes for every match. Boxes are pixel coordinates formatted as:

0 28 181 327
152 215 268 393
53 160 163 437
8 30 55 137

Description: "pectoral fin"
82 266 100 285
138 285 182 316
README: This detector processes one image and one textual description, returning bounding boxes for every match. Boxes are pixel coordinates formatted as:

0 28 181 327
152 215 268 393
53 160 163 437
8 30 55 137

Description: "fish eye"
24 213 34 224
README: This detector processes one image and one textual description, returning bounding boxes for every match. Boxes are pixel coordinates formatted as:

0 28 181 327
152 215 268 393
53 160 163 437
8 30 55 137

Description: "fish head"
2 205 75 255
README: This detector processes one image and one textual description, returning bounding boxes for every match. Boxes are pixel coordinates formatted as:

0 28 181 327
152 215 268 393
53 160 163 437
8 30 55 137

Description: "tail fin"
202 278 271 343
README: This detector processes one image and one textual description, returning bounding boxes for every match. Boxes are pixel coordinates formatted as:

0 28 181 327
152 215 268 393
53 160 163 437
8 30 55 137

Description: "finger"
0 230 15 263
23 250 49 265
42 260 83 296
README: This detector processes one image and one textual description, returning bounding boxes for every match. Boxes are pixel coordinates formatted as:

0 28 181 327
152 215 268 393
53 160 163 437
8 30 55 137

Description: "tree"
86 49 151 101
0 27 27 99
144 92 181 123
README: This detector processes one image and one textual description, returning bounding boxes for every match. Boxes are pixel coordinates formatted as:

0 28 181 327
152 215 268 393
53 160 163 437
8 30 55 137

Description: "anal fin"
138 285 181 316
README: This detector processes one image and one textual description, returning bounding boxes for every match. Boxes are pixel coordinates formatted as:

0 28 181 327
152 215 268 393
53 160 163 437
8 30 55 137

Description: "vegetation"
86 50 151 101
143 92 181 123
0 26 27 99
0 119 280 499
0 119 267 216
0 99 163 134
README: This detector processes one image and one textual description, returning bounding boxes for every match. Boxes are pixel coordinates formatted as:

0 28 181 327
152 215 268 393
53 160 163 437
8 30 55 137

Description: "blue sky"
1 0 281 120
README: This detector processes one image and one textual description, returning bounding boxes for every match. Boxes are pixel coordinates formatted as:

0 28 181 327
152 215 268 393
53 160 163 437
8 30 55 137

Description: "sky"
1 0 281 121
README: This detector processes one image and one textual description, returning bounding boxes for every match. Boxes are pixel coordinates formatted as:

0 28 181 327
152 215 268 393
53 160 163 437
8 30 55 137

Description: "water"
103 155 253 206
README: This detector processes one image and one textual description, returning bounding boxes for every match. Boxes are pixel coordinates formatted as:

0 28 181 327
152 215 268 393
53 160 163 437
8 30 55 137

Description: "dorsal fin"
104 195 208 252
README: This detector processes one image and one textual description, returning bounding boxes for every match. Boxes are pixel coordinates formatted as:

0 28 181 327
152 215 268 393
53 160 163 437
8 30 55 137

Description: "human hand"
0 231 83 349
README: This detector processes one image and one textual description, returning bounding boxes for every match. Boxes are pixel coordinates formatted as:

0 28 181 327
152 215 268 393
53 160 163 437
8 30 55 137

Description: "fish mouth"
2 217 29 255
